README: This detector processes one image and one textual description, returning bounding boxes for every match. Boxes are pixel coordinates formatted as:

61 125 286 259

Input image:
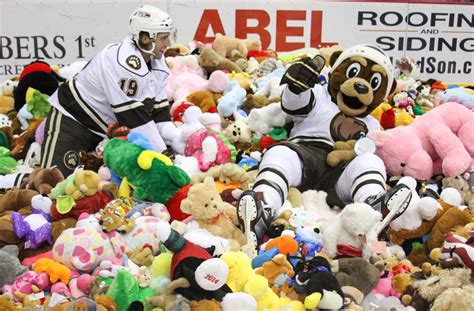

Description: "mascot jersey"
283 84 380 143
49 37 171 151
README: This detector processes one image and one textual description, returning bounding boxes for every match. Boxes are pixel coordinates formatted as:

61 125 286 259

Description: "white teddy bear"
323 202 381 259
246 102 289 135
389 176 441 232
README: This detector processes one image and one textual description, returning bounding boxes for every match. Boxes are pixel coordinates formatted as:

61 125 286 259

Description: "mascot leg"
335 153 386 204
237 145 302 246
336 153 412 235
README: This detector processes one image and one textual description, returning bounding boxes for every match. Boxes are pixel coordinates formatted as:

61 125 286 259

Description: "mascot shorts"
267 140 345 207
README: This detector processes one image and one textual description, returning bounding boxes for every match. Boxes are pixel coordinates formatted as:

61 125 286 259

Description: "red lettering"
194 9 226 44
310 11 338 48
204 274 220 284
235 10 271 49
276 11 305 51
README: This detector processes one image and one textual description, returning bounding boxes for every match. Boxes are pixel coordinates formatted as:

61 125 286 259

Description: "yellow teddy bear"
220 251 255 292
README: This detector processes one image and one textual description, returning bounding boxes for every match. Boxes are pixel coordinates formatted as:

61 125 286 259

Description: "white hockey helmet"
129 5 175 54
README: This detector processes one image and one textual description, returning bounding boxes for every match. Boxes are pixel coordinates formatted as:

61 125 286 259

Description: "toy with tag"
99 197 136 233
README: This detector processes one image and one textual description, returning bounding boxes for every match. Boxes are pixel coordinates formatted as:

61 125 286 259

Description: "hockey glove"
280 54 326 94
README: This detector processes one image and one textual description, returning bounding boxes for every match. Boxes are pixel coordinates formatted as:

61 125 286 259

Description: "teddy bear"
241 94 272 114
180 177 246 250
426 188 472 250
255 253 294 295
213 33 261 59
220 251 255 292
331 257 381 295
405 267 472 309
323 202 382 259
168 68 228 106
1 270 50 302
104 138 190 204
243 274 280 311
224 119 252 147
24 167 65 195
0 78 16 115
246 102 289 135
430 284 474 311
442 173 474 214
186 91 221 113
191 163 254 192
147 277 191 310
369 102 474 180
198 47 243 74
217 80 247 117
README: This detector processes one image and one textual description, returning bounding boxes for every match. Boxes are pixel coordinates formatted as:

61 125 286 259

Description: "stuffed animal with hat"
14 60 64 112
154 221 233 301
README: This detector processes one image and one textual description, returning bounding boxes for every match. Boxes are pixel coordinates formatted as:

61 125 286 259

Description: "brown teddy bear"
190 299 222 311
213 33 261 59
25 167 64 195
191 163 254 191
241 94 275 114
186 91 221 113
255 254 294 295
147 277 191 311
180 176 246 250
426 188 472 250
442 173 474 215
198 48 242 74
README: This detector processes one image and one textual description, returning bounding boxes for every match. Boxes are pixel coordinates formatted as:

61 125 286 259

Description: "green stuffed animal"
26 90 51 120
0 146 17 174
104 138 190 204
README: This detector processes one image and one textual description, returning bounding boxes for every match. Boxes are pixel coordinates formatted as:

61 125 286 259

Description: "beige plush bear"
180 176 246 250
213 33 261 58
64 170 101 200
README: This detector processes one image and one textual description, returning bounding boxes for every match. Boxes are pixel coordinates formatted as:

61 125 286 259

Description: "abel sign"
0 0 472 83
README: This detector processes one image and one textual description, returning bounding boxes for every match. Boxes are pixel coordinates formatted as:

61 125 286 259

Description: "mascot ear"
329 51 343 68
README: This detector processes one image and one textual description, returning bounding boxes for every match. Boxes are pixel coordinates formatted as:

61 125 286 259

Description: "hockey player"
40 5 178 175
237 45 412 247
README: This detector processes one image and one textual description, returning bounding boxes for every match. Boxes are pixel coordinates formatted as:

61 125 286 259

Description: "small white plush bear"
224 119 252 144
389 176 441 232
323 202 381 259
247 102 289 135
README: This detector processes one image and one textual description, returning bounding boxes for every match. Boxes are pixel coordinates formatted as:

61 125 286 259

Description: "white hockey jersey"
281 84 380 144
49 37 172 151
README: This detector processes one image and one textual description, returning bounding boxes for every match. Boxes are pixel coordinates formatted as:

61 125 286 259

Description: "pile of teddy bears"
0 34 473 311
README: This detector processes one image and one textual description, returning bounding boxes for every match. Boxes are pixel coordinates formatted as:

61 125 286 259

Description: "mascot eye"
370 73 383 91
346 63 361 78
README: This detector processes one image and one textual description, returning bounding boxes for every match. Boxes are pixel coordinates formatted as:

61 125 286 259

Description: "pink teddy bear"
369 102 474 180
2 271 50 301
185 128 233 171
